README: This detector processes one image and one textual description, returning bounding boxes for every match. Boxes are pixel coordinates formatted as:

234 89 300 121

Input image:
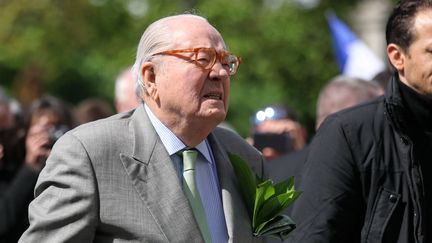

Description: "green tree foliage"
0 0 360 136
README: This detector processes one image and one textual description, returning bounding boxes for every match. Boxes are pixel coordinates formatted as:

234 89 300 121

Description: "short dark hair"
29 95 75 129
386 0 432 53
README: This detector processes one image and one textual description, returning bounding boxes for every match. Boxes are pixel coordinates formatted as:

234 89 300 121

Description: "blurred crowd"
248 74 385 180
0 67 139 242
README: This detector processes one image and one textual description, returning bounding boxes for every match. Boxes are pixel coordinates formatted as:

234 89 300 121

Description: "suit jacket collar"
208 132 257 242
121 105 203 242
121 105 255 242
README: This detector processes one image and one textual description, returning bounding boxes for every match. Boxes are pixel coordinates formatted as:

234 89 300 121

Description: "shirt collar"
144 104 213 163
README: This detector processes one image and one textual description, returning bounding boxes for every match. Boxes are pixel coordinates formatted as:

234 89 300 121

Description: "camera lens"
48 125 69 143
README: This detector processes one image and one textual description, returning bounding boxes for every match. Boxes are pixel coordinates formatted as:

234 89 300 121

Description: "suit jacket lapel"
208 133 256 242
120 106 203 242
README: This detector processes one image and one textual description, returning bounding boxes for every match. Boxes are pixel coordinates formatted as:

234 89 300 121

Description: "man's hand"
25 124 52 172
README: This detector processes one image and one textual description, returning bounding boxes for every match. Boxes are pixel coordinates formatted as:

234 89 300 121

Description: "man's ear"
140 62 158 98
387 43 406 73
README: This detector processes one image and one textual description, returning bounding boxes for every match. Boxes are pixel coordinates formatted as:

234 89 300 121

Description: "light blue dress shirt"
145 105 229 243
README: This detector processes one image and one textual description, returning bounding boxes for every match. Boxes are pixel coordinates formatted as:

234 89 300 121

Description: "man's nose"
209 62 229 80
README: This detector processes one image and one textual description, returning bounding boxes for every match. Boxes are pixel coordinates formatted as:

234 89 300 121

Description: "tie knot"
181 149 198 171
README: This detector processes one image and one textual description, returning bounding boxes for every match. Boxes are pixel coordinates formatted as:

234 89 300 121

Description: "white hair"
132 14 208 96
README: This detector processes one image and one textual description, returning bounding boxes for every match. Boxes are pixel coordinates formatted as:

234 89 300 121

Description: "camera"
252 132 292 154
48 125 69 144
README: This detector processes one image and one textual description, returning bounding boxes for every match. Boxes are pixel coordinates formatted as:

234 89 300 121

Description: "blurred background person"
249 104 307 161
268 76 384 185
114 67 141 113
25 95 75 168
371 68 393 90
315 75 384 129
0 86 25 181
1 94 74 242
74 97 114 125
0 87 26 242
1 88 15 171
0 88 14 130
265 76 384 243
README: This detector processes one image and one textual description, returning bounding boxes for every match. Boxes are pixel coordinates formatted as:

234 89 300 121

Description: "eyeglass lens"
194 49 239 75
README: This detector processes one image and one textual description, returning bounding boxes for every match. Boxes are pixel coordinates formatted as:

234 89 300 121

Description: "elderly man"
19 14 265 243
290 0 432 242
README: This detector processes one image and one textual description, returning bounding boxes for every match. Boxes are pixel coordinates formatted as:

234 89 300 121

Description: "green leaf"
254 214 296 241
228 153 301 239
228 153 257 216
255 191 301 233
253 180 275 228
274 176 295 195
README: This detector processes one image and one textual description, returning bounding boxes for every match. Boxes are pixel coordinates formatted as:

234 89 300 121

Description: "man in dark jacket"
289 0 432 242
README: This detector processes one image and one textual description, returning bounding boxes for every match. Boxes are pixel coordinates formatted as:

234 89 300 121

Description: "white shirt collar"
144 104 213 163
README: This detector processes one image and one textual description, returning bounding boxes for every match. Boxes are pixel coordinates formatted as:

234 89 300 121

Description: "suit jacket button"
389 194 397 203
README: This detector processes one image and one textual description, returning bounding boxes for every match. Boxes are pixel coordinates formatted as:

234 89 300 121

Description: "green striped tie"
181 149 212 243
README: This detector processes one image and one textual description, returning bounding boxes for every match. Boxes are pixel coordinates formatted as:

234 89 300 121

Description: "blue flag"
327 13 385 80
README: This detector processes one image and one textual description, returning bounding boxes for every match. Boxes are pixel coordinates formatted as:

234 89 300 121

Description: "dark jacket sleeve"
288 114 365 243
0 165 39 235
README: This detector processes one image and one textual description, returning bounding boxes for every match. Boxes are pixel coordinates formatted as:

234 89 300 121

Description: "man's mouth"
203 92 223 100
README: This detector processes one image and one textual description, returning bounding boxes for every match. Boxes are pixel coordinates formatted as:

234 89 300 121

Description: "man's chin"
198 108 226 124
210 110 226 122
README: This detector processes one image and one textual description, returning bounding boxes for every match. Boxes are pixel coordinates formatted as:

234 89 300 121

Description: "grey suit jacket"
19 105 265 243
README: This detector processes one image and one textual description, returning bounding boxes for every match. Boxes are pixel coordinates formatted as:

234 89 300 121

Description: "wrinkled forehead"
165 16 227 50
